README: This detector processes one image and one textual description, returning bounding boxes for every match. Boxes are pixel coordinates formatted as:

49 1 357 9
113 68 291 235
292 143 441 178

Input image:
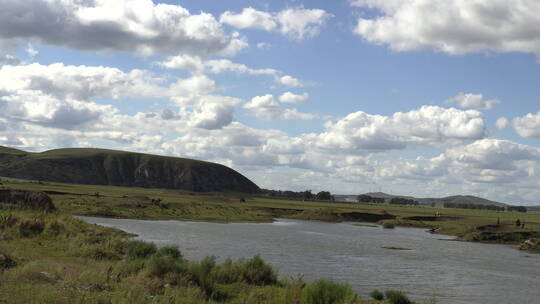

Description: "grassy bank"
2 177 540 250
1 211 417 304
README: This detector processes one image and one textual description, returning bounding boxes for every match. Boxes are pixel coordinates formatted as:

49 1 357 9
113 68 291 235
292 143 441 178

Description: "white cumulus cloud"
244 94 317 120
315 106 486 152
512 111 540 138
0 0 247 56
220 7 277 31
221 7 331 40
445 93 500 110
279 92 309 104
352 0 540 59
279 75 303 87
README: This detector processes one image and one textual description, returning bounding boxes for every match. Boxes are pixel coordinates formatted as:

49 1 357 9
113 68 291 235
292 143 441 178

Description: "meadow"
1 177 539 247
1 177 540 303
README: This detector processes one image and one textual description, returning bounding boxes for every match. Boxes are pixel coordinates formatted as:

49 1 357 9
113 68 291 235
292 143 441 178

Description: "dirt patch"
405 216 461 222
338 212 396 222
257 207 303 216
0 190 55 212
43 190 84 196
0 254 16 270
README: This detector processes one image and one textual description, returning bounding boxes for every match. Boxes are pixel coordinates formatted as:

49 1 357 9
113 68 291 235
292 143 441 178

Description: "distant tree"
507 206 527 213
389 197 418 206
357 195 373 203
302 190 314 201
316 191 333 201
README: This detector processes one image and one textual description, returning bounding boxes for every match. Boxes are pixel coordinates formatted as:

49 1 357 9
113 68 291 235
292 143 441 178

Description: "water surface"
79 217 540 304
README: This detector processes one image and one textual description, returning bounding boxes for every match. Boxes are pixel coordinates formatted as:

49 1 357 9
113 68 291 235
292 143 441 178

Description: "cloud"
496 117 510 130
220 7 277 31
0 89 113 129
220 7 331 40
512 111 540 138
0 54 21 65
159 54 279 76
0 63 165 101
351 0 540 59
279 92 309 104
444 93 500 110
0 0 247 56
244 94 317 120
277 8 331 40
279 75 303 87
0 63 242 131
446 139 540 172
315 106 486 152
205 59 279 76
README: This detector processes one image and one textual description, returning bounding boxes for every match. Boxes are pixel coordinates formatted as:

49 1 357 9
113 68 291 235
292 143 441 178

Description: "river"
78 217 540 304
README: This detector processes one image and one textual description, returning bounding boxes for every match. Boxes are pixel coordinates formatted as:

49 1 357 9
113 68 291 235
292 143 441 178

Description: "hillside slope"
363 192 507 207
0 146 260 193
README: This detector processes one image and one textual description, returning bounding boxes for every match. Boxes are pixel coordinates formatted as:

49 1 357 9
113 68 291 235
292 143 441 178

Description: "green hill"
0 146 260 193
363 192 507 207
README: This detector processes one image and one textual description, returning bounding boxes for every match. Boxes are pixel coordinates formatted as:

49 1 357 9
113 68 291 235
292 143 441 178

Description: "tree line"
260 189 335 201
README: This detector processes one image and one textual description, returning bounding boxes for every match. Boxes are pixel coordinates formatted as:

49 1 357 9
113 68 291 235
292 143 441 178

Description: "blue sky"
1 0 540 204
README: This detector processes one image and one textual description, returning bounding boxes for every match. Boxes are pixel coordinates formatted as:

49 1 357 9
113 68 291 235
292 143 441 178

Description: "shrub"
146 255 182 278
302 279 358 304
18 218 45 237
214 258 244 284
123 240 156 260
383 222 395 229
385 290 412 304
242 255 277 285
156 246 183 261
190 256 227 300
0 213 18 229
116 259 146 277
370 289 384 301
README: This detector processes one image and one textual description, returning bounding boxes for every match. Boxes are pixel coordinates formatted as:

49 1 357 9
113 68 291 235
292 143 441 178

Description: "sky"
1 0 540 204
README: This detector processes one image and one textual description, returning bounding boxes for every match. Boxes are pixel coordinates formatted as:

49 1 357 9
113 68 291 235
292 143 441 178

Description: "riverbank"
0 211 416 304
2 177 540 252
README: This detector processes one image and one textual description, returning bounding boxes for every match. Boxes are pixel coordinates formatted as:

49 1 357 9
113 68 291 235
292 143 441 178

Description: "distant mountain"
0 146 260 193
359 192 508 207
527 206 540 212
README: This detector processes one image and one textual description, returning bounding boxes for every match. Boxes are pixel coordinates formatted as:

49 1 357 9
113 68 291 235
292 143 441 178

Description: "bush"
370 289 384 300
156 246 183 260
18 218 45 237
116 259 146 277
191 256 220 299
146 255 182 278
242 255 277 285
302 279 358 304
383 222 395 229
45 220 65 236
385 290 412 304
214 258 244 284
123 240 156 260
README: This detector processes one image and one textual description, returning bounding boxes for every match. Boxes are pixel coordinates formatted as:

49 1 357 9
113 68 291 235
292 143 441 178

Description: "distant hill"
0 146 260 193
528 206 540 212
360 192 508 207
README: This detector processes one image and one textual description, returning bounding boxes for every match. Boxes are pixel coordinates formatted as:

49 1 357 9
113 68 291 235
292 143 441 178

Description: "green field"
1 177 540 303
2 176 540 246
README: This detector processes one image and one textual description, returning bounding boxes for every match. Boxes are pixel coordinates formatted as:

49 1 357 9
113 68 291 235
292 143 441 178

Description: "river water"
78 217 540 304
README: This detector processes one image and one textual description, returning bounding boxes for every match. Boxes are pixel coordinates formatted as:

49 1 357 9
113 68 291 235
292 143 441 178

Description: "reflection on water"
79 217 540 304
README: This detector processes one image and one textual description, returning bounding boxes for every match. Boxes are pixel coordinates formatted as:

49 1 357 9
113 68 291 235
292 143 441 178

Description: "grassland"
2 177 540 303
1 176 540 248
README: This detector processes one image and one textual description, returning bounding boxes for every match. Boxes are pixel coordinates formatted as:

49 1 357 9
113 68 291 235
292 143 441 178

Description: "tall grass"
302 279 358 304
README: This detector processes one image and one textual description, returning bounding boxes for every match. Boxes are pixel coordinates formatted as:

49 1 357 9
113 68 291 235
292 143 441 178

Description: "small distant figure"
522 221 525 229
516 219 521 227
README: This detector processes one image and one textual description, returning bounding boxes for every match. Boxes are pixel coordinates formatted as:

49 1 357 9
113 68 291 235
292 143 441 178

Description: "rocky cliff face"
0 147 260 193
